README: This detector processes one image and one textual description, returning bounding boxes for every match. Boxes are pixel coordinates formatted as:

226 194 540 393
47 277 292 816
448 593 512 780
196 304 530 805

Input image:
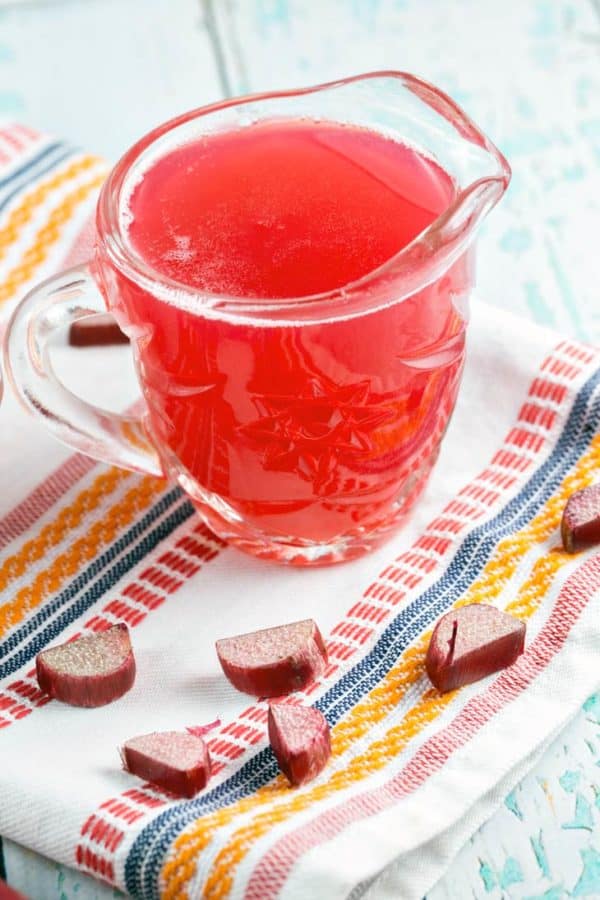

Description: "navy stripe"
0 489 192 678
0 836 5 880
126 364 600 900
0 148 76 215
0 141 67 194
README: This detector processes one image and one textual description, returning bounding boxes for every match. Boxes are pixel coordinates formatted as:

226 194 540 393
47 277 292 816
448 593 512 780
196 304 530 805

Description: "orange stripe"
0 154 102 260
0 172 106 305
0 468 129 595
0 472 165 638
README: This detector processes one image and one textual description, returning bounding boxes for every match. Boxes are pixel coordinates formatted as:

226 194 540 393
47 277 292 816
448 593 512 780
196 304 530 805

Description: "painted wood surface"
1 1 600 897
0 0 221 161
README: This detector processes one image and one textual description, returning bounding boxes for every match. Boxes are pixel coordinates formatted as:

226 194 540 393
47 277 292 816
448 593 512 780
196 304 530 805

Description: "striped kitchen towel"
1 122 600 900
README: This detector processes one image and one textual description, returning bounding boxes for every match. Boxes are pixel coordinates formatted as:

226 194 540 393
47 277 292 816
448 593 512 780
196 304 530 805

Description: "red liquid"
105 120 470 555
126 120 453 299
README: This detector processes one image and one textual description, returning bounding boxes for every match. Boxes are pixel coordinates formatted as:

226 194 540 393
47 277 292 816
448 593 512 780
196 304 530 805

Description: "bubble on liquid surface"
116 119 457 326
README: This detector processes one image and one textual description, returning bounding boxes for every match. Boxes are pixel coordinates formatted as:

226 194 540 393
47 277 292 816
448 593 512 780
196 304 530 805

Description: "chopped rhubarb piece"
185 718 221 738
36 624 135 707
426 604 525 693
268 703 331 786
216 619 327 697
561 483 600 553
121 731 211 798
69 316 129 346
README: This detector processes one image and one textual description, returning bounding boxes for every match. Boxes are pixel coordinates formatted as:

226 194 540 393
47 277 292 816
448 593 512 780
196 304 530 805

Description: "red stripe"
157 549 201 578
13 124 40 141
0 454 95 550
81 815 125 853
0 128 23 151
122 789 165 808
506 427 545 453
347 601 389 624
102 599 147 627
242 707 268 725
518 402 556 430
139 566 181 593
547 358 582 379
529 377 567 404
244 552 600 900
415 534 453 555
122 583 164 610
74 845 114 881
0 192 110 556
59 210 97 269
84 615 115 633
490 448 532 472
176 533 223 560
331 621 374 645
98 799 144 825
478 469 517 491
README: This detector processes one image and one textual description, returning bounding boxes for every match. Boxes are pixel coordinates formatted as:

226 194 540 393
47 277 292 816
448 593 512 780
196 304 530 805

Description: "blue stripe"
0 488 192 678
0 141 67 195
126 364 600 900
0 147 76 215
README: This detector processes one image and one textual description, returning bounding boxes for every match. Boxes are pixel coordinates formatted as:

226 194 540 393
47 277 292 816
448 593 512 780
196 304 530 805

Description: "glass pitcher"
4 72 510 565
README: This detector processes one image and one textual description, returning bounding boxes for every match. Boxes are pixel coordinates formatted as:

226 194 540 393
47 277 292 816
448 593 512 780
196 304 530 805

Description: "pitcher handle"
3 263 163 477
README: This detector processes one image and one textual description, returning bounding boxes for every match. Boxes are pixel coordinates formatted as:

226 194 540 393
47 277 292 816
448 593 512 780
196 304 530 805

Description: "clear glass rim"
97 70 511 320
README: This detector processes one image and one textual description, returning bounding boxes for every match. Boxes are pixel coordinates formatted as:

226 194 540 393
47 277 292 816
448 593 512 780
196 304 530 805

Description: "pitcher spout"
335 71 512 313
432 168 511 260
457 175 510 233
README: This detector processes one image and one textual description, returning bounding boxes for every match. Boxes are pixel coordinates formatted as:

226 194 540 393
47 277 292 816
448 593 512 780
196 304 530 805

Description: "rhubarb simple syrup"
107 120 470 545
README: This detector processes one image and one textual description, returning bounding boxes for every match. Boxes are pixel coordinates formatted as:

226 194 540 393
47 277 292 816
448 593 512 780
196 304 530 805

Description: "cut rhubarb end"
425 604 525 693
216 619 327 697
122 731 211 798
35 623 135 707
185 719 221 738
561 484 600 554
268 703 331 786
69 317 129 347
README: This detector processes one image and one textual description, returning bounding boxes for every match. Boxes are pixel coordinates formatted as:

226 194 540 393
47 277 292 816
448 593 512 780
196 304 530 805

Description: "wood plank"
0 0 223 161
213 0 600 343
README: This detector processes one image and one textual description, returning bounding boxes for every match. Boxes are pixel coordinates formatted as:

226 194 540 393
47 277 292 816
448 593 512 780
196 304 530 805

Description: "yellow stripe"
453 440 600 611
161 434 600 899
0 154 102 258
0 469 129 593
0 472 164 637
0 172 106 305
203 544 567 900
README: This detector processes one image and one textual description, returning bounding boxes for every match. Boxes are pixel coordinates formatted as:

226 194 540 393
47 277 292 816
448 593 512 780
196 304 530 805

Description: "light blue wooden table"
1 1 600 897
